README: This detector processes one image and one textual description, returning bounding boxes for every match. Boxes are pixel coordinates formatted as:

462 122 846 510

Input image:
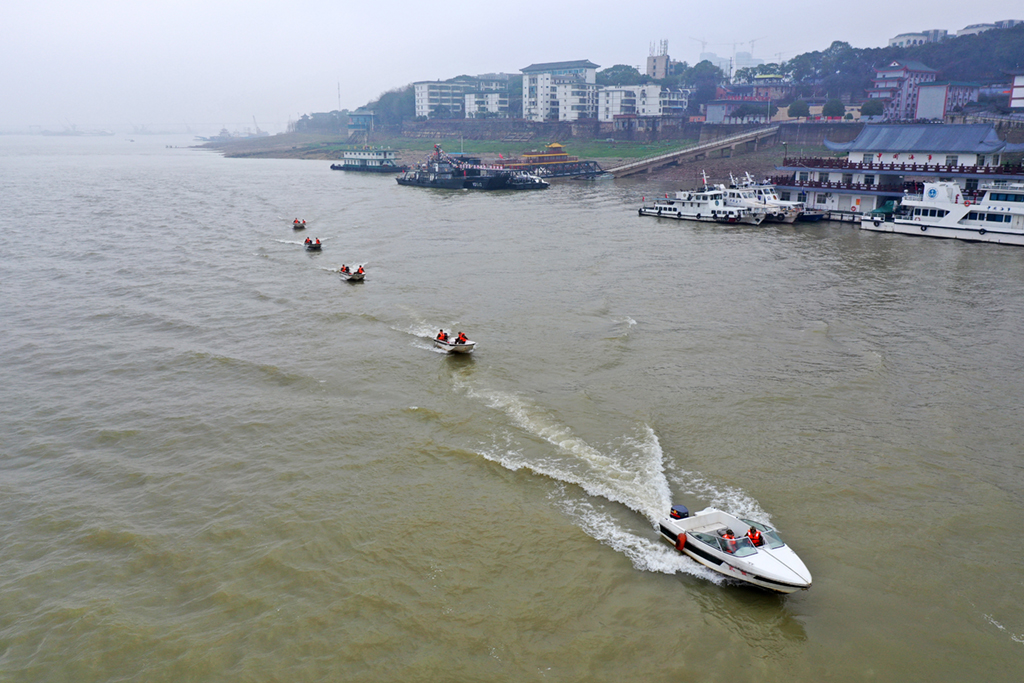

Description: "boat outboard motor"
670 505 689 520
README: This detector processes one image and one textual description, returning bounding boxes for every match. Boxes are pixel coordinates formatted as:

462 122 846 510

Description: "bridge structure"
605 126 780 178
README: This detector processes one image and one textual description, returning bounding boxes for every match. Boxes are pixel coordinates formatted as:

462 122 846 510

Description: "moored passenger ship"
862 180 1024 246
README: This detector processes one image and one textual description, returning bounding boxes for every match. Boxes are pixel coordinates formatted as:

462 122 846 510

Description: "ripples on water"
2 136 1024 681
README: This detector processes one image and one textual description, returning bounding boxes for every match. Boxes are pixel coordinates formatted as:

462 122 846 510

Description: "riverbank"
197 132 830 187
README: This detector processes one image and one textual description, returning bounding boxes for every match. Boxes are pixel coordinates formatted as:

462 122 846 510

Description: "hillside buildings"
868 60 938 120
888 29 947 47
888 19 1021 45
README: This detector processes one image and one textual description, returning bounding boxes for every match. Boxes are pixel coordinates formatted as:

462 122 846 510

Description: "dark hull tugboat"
397 145 548 191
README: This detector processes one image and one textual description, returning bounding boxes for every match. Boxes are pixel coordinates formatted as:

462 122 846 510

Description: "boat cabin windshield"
689 531 758 557
741 519 785 549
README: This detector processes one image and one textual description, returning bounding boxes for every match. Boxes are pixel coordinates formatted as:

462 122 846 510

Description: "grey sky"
1 0 1016 133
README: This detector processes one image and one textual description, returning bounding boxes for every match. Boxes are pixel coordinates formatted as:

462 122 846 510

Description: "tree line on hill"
294 25 1023 132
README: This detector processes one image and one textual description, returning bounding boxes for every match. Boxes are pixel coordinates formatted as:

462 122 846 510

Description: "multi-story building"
867 60 938 120
915 82 981 120
1010 69 1024 110
647 53 671 80
414 76 510 119
888 29 947 47
521 60 599 122
597 85 688 122
464 90 510 118
772 124 1024 212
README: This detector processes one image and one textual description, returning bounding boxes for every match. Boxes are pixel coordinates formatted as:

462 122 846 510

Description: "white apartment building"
888 29 947 47
598 85 688 122
464 90 510 118
521 60 599 122
414 76 510 119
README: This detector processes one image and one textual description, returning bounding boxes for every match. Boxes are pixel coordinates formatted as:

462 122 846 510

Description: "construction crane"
690 36 709 53
748 36 768 54
252 116 263 135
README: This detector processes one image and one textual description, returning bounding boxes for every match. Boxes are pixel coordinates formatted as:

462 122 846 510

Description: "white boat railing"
981 180 1024 190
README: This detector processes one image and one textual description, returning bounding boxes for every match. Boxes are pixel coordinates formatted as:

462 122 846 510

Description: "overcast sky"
1 0 1016 133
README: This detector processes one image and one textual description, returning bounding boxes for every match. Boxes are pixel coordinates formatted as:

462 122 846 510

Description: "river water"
2 135 1023 681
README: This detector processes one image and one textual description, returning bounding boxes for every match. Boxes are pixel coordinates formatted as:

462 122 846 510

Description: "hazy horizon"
2 0 1018 134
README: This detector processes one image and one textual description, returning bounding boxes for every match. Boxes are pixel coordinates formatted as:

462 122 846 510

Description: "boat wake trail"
454 380 723 580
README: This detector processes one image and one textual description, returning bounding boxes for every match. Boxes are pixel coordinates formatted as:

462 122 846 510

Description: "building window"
863 153 873 163
779 191 791 201
945 155 959 166
842 173 853 184
864 175 875 185
798 172 809 182
818 172 829 182
798 192 807 202
977 155 985 166
965 179 978 191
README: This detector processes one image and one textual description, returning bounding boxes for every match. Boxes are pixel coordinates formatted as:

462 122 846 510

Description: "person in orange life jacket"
437 329 447 342
315 238 320 245
304 237 311 244
357 265 364 274
302 219 306 225
747 527 763 546
340 264 348 273
456 332 467 344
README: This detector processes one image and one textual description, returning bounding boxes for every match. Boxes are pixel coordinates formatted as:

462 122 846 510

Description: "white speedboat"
434 336 475 353
861 180 1024 246
659 504 812 593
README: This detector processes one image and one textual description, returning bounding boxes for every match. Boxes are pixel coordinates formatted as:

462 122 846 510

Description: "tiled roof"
825 124 1024 153
521 60 599 72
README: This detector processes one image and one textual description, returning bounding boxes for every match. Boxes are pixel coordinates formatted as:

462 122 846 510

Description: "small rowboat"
339 269 364 281
305 242 322 251
434 337 475 354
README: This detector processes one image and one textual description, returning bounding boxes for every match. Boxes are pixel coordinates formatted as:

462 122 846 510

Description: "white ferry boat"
638 182 764 225
861 181 1024 246
331 149 406 173
729 173 802 223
